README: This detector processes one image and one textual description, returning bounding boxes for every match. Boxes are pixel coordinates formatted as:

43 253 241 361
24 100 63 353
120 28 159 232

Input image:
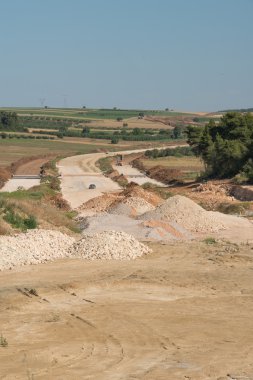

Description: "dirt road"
58 146 183 209
1 240 253 379
0 178 40 192
58 153 121 209
112 163 165 186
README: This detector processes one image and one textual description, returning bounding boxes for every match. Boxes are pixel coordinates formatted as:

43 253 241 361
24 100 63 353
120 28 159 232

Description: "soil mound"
122 182 162 206
108 196 155 217
77 193 122 214
69 230 151 260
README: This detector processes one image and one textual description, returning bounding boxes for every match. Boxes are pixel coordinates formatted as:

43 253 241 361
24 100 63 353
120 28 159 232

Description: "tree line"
145 146 193 158
0 111 20 131
186 112 253 183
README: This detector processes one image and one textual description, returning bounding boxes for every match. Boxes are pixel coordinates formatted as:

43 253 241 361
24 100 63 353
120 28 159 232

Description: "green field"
140 155 204 181
142 156 203 170
0 138 119 167
0 136 170 168
0 107 196 120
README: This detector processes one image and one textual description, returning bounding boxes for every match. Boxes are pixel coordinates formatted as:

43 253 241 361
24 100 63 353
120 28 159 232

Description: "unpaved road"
1 241 253 379
58 153 121 209
112 163 165 186
0 178 40 192
58 146 182 209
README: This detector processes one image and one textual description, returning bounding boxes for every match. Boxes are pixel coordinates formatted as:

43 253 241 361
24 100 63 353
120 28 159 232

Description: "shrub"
24 215 37 229
4 210 24 229
203 237 217 244
111 136 119 144
0 335 8 348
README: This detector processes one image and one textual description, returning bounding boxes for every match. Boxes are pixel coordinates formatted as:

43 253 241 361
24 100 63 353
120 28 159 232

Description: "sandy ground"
1 240 253 379
58 153 121 209
112 164 165 187
0 178 40 192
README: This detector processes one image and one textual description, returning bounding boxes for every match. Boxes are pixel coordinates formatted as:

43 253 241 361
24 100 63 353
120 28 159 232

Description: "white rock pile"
140 195 227 233
0 229 75 271
68 230 151 260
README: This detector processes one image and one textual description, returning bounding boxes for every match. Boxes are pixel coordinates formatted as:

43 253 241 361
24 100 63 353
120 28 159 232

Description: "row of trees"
34 125 183 142
145 146 193 158
0 111 19 131
186 112 253 182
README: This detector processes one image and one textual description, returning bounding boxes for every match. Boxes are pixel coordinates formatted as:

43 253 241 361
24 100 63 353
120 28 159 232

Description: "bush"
3 210 25 229
203 237 217 245
111 136 119 144
0 335 8 347
3 208 37 230
24 215 37 229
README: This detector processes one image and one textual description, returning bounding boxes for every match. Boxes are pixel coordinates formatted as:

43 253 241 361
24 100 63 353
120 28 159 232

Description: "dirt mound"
122 182 162 206
77 184 162 216
69 230 151 260
0 229 75 271
139 195 232 233
108 196 155 217
0 168 11 189
77 193 122 214
194 182 230 196
107 169 120 178
147 166 182 184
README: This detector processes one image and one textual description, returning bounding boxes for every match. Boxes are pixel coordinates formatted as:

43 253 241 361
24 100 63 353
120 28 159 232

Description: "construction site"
0 146 253 379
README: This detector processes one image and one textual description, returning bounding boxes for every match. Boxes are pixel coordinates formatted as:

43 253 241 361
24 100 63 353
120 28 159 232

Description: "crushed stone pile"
139 195 232 233
108 196 155 216
68 230 151 260
0 229 75 271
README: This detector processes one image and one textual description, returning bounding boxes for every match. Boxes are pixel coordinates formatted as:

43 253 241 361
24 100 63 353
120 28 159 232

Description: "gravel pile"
108 196 155 216
0 229 75 271
68 230 151 260
139 195 228 233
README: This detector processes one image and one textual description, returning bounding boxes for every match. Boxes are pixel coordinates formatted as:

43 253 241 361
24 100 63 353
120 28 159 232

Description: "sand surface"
1 241 253 379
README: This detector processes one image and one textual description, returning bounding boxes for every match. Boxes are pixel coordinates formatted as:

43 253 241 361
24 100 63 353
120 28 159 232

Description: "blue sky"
0 0 252 111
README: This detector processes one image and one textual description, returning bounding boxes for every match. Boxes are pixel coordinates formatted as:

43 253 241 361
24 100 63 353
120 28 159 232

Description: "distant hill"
219 107 253 113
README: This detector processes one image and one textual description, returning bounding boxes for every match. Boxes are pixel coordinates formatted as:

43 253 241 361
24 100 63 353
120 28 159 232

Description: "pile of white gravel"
0 229 75 271
108 196 155 217
68 230 151 260
139 195 228 233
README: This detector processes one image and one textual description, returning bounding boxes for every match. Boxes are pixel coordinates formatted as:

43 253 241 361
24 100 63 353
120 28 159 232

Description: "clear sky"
0 0 252 111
